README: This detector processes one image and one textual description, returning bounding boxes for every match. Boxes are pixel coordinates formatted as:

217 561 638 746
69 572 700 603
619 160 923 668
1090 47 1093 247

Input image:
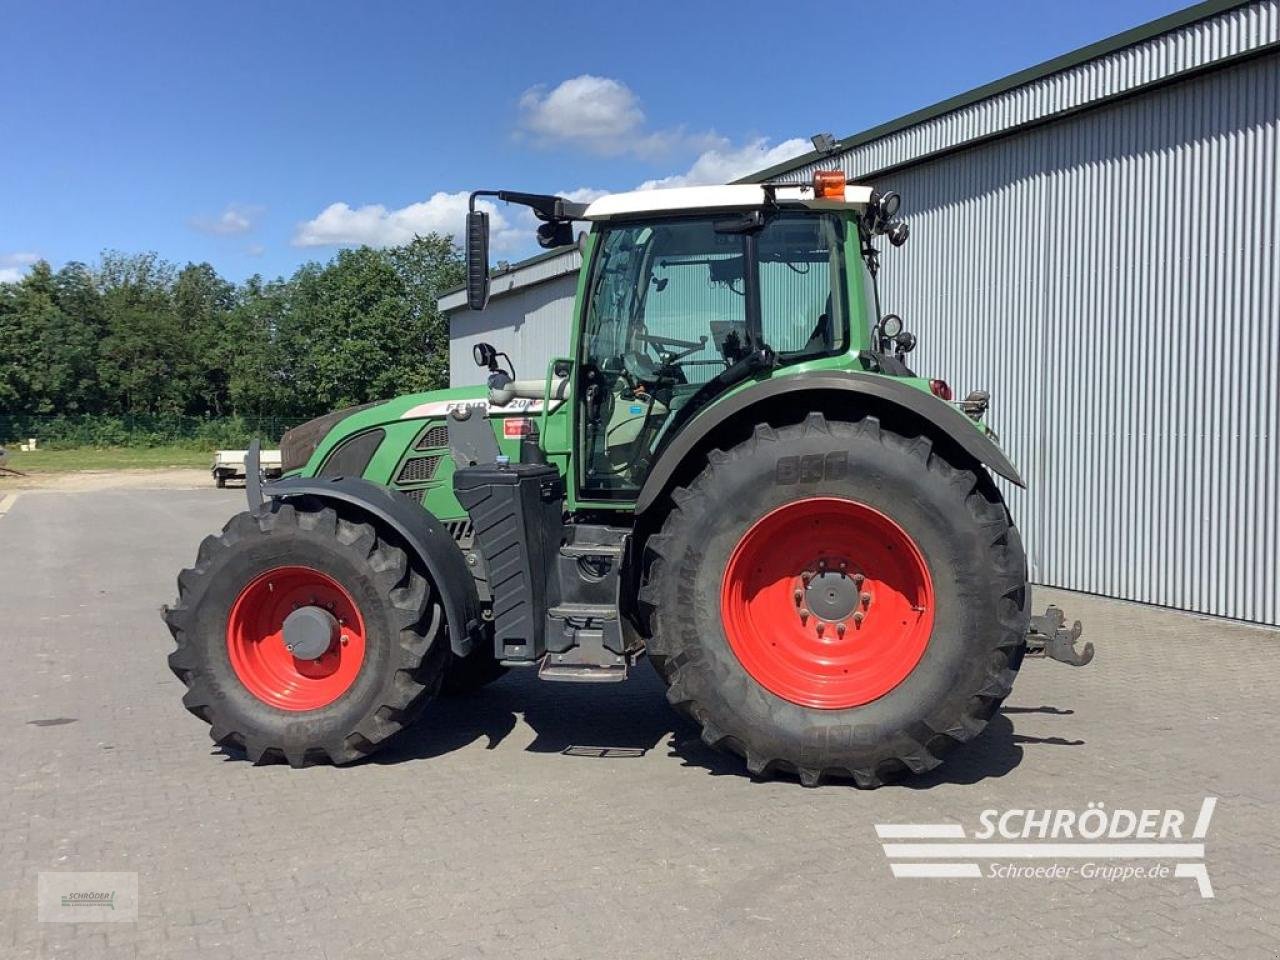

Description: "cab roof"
582 183 873 221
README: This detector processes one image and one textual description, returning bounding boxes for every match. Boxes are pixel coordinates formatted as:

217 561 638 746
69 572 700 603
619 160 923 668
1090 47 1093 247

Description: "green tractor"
164 171 1090 786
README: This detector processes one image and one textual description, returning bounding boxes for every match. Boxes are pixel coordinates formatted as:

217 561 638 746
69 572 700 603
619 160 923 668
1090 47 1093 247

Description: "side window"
583 229 646 364
639 222 745 385
757 214 847 359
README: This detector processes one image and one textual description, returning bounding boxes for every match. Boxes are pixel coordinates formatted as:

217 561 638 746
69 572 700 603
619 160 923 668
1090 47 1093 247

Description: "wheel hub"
282 605 339 661
802 565 863 623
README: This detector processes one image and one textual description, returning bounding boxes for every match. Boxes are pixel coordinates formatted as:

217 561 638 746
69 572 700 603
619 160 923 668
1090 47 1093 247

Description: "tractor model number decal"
775 451 849 485
399 398 557 420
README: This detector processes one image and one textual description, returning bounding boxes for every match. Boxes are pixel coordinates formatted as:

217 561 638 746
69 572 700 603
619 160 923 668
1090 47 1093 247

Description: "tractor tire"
640 413 1028 787
440 648 507 696
163 499 447 767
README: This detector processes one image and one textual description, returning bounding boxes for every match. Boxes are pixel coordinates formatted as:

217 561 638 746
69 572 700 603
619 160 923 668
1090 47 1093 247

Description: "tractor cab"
465 173 916 500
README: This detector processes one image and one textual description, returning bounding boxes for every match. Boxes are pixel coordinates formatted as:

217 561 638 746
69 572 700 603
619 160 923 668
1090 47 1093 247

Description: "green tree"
226 275 289 417
0 261 101 414
96 251 194 415
275 235 463 416
174 262 238 416
387 234 465 392
0 233 463 426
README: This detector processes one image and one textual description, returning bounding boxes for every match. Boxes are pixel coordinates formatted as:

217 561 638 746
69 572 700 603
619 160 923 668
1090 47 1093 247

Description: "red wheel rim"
226 566 367 711
721 497 934 709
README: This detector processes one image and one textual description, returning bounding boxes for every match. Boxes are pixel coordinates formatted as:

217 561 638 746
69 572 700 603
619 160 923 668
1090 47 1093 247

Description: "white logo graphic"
876 797 1217 898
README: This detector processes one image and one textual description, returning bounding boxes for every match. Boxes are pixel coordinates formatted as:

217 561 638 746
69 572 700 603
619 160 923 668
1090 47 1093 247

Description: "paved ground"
1 483 1277 959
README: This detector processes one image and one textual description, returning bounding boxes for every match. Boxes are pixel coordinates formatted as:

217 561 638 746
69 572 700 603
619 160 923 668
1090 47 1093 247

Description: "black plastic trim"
634 372 1024 515
318 429 385 478
264 475 482 657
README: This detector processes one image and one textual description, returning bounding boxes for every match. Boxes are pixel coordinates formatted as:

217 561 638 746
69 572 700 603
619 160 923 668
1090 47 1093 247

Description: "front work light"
813 170 846 199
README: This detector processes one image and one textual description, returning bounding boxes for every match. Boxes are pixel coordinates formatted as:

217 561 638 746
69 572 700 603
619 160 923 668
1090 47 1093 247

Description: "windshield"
579 212 848 496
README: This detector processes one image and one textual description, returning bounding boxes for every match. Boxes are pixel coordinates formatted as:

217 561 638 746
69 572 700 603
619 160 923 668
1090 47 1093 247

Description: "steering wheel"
623 350 659 384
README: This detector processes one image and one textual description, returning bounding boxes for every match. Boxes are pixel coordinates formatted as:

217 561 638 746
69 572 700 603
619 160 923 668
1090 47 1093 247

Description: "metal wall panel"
870 53 1279 625
448 274 578 387
777 0 1278 186
436 2 1280 625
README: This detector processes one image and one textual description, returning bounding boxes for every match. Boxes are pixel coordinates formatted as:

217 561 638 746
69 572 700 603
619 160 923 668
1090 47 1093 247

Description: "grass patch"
2 445 211 474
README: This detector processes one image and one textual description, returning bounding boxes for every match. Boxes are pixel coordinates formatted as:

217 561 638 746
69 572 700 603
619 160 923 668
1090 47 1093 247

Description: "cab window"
578 212 848 497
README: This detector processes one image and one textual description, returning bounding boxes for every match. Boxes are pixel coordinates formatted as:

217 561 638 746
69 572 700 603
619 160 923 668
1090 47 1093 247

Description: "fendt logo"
876 798 1217 898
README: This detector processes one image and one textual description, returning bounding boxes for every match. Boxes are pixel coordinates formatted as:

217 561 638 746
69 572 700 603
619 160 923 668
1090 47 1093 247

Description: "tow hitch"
1027 605 1094 666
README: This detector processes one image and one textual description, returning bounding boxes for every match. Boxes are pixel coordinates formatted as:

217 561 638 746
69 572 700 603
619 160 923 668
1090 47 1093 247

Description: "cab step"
547 602 617 621
538 654 628 683
558 542 624 559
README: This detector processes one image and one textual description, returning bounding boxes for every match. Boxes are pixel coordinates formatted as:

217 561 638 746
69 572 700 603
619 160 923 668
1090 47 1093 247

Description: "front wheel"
164 500 447 766
640 413 1028 787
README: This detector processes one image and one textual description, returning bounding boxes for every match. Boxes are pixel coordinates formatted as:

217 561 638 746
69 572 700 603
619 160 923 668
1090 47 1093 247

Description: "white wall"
447 275 579 388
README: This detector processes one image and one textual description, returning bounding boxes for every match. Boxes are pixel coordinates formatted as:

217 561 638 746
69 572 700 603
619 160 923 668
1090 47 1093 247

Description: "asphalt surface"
1 482 1277 959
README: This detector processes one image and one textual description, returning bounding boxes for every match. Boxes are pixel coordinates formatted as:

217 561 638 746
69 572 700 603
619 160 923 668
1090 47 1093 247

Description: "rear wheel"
640 413 1028 787
164 500 447 766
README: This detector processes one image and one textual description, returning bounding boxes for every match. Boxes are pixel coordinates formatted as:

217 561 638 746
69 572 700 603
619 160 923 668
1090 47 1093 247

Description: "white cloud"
637 136 810 190
246 243 266 257
292 190 525 251
0 251 39 283
558 186 609 204
518 75 646 154
189 203 262 236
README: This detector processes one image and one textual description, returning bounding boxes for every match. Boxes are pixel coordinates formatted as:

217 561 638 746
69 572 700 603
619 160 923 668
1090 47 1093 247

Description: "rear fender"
261 474 482 657
635 371 1023 515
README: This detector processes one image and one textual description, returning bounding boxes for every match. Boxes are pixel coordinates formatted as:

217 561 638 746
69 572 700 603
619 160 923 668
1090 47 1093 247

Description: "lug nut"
794 588 804 604
799 608 810 623
861 592 872 606
816 622 825 636
802 571 813 584
836 622 846 637
853 611 865 625
852 573 865 588
340 635 349 646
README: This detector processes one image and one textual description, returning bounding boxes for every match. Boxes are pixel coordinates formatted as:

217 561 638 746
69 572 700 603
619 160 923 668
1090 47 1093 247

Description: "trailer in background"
211 449 282 488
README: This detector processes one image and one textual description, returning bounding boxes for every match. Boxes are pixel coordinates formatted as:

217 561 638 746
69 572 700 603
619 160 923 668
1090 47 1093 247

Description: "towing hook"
1027 605 1094 667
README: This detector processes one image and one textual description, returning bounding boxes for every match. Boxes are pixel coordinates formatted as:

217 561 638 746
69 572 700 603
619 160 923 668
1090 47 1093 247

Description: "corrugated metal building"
439 0 1280 626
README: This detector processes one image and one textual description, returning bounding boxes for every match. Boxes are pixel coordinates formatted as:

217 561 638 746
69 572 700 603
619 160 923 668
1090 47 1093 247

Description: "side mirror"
465 210 490 311
473 342 498 369
536 220 574 249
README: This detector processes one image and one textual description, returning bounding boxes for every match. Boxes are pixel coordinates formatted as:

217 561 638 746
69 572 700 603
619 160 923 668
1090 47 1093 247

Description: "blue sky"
1 0 1190 282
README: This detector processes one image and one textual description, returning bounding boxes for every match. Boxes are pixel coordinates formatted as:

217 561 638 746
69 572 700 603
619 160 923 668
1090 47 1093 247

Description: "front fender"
262 474 482 657
635 372 1023 515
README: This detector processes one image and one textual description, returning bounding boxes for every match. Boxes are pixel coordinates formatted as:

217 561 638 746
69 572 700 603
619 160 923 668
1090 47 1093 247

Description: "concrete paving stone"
0 485 1276 959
